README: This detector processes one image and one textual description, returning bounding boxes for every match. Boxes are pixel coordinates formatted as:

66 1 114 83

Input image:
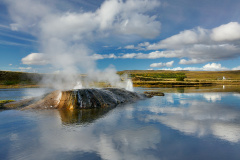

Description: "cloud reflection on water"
2 92 240 159
24 105 161 160
145 93 240 143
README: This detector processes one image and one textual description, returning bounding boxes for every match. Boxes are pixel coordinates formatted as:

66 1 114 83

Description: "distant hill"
0 70 43 85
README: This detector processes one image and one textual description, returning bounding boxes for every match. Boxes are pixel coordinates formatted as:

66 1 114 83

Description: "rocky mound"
4 88 148 110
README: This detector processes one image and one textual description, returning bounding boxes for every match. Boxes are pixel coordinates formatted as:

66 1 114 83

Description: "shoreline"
0 84 43 89
0 80 240 89
1 84 240 94
133 80 240 87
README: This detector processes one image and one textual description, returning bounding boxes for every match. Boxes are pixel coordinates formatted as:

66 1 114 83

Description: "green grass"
118 70 240 87
130 72 186 78
119 70 240 80
176 75 186 81
3 80 21 85
0 100 15 103
0 100 15 108
0 70 43 85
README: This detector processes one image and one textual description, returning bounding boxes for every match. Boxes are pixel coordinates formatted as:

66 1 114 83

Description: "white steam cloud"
5 0 161 90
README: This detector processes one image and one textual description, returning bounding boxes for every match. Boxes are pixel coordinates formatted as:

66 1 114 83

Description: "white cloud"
202 63 228 71
133 22 240 64
6 0 161 66
138 42 150 47
150 60 174 68
105 42 239 65
179 59 206 65
120 53 138 59
5 0 52 34
10 23 20 31
124 42 151 50
159 63 229 71
92 53 117 60
32 0 160 42
118 51 177 59
114 0 161 39
21 53 49 65
160 67 199 71
107 54 117 59
147 27 209 50
22 52 117 65
211 22 240 41
92 54 104 60
18 67 32 70
116 13 160 39
6 0 240 72
146 22 240 50
232 66 240 70
124 45 135 49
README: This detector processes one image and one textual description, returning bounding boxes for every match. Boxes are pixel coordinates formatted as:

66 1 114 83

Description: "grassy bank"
0 84 42 89
1 70 240 88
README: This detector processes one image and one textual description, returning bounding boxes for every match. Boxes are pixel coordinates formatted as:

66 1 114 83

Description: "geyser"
4 88 149 110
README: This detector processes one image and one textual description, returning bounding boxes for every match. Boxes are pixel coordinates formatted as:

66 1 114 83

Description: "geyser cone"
4 88 148 110
58 88 146 109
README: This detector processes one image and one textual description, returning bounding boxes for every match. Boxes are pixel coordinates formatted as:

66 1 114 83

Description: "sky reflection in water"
1 91 240 160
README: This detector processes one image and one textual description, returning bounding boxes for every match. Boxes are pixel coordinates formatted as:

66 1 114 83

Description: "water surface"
0 87 240 160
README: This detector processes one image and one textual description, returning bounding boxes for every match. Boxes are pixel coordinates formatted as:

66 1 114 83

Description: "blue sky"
0 0 240 73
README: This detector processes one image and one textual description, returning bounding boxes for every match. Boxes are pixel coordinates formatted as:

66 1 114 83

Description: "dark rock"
143 91 165 97
58 88 148 109
4 88 149 110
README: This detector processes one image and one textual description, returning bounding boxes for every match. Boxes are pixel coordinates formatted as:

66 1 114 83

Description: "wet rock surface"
4 88 148 110
59 88 147 109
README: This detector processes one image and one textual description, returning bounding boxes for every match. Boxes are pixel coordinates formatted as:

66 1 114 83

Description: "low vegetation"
0 100 15 109
118 70 240 87
1 70 240 88
0 71 43 85
176 75 186 81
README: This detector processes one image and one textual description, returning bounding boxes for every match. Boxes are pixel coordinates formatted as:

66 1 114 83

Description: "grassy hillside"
0 71 43 88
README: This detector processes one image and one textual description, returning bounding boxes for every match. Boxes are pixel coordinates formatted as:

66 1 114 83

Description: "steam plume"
5 0 161 90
